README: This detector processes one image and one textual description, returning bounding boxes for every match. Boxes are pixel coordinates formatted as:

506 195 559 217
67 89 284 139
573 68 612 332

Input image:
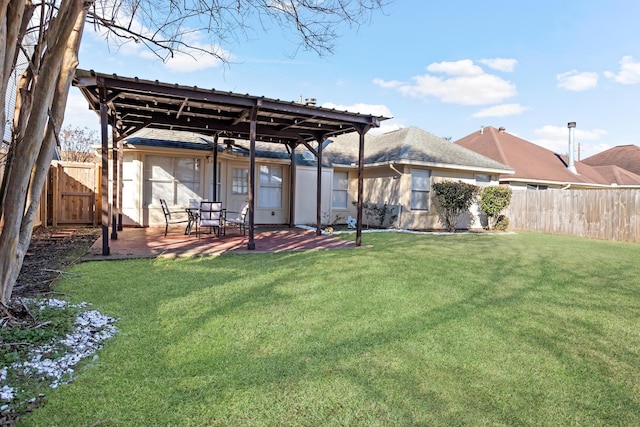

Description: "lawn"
23 232 640 426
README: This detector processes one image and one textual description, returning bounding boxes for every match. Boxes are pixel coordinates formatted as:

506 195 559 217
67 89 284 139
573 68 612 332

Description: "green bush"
480 186 512 230
495 215 510 231
432 181 480 232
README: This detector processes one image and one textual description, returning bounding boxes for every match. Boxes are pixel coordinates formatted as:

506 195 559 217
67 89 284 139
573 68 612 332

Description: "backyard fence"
505 188 640 243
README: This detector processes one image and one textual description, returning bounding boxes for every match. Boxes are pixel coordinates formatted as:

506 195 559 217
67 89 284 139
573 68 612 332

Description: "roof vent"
305 98 317 106
498 127 506 133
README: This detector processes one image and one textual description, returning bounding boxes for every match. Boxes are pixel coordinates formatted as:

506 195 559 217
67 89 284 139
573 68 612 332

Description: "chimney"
498 127 506 134
567 122 577 174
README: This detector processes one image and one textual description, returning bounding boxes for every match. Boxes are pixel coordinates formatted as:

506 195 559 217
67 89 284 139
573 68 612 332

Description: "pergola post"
288 142 297 227
316 138 323 235
111 122 118 240
355 126 371 247
247 103 260 250
99 86 110 256
212 134 219 201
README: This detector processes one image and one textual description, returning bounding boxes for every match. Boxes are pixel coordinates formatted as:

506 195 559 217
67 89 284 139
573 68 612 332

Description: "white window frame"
258 165 283 209
410 168 431 211
144 155 201 207
332 171 349 209
232 167 248 195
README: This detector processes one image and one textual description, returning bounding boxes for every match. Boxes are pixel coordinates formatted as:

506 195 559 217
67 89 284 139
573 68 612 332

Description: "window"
526 184 548 190
475 174 491 187
258 165 283 208
232 168 248 195
411 169 431 210
332 171 349 209
144 155 201 206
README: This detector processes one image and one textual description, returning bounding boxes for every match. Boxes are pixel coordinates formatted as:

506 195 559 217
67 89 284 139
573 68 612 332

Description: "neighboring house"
582 145 640 176
454 126 640 189
121 126 513 231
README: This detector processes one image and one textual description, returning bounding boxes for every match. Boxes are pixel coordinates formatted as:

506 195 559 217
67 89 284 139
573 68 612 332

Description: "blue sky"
66 0 640 160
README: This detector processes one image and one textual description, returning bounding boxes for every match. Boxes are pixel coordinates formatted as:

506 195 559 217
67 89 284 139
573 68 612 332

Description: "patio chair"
225 203 249 235
198 201 224 238
160 199 189 237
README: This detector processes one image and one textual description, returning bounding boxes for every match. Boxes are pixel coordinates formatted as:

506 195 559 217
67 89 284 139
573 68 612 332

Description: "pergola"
73 69 387 255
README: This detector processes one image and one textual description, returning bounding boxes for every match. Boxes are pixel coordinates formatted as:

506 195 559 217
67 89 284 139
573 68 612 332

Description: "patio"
83 225 359 261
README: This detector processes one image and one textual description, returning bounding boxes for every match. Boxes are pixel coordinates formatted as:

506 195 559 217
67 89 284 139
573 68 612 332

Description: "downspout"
389 164 403 228
562 183 571 190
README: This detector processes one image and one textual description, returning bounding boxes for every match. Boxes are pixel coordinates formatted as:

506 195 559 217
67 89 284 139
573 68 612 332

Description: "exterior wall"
122 147 290 227
359 165 500 231
294 166 332 225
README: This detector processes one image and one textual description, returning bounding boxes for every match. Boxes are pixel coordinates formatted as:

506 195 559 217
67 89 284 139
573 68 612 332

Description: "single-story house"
121 126 513 231
582 144 640 176
454 126 640 189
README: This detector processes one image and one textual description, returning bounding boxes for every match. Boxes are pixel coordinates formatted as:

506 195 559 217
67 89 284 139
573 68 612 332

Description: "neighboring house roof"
582 144 640 176
326 126 514 174
454 126 640 187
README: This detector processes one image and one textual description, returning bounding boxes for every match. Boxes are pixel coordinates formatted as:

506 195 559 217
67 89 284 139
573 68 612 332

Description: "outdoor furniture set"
161 198 248 238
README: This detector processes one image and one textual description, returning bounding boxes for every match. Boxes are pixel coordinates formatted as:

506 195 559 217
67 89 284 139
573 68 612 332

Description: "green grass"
22 232 640 426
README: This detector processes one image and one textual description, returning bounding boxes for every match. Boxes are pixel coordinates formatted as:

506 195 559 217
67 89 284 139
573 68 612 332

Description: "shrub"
495 215 510 231
480 186 512 230
432 181 481 232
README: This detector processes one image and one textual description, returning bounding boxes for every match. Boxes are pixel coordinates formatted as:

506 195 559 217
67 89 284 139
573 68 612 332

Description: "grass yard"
23 232 640 426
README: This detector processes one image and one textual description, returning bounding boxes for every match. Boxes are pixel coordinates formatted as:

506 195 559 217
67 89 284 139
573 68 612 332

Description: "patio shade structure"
73 69 387 255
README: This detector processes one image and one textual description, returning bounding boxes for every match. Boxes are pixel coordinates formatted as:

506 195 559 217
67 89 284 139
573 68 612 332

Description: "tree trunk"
0 0 89 306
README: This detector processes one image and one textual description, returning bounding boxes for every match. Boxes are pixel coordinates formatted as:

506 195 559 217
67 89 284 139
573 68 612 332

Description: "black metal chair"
160 199 188 237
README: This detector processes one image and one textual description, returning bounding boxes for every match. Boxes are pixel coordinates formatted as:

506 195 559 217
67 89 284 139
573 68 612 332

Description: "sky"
65 0 640 160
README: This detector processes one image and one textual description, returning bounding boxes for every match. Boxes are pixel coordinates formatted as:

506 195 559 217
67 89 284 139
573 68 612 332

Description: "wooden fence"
505 189 640 243
47 161 100 226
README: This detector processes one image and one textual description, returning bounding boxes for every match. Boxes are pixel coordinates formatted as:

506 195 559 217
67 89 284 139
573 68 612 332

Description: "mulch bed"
14 227 101 299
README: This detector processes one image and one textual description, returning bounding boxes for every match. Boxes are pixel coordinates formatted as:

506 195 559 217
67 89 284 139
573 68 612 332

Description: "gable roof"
454 126 640 187
325 126 514 174
582 144 640 176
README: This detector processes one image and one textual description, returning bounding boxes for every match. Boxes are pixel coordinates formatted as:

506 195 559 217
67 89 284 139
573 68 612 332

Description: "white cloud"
321 102 393 118
533 124 608 157
604 55 640 84
162 44 231 73
557 70 599 91
479 58 518 72
426 59 484 76
400 72 516 106
372 78 403 89
63 91 101 129
383 59 517 106
472 104 528 118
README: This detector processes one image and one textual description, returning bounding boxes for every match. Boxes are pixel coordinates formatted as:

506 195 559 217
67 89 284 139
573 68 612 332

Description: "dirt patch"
14 227 101 299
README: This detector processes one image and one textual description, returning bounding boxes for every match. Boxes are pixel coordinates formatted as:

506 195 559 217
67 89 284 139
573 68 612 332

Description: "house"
582 145 640 176
323 127 514 230
454 126 640 189
120 128 302 228
121 126 513 231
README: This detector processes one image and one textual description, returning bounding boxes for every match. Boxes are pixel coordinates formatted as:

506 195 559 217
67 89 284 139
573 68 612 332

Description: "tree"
59 126 99 162
480 186 512 230
0 0 388 307
432 180 481 232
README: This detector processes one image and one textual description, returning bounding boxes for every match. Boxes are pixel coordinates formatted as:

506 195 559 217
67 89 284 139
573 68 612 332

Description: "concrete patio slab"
83 225 359 261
